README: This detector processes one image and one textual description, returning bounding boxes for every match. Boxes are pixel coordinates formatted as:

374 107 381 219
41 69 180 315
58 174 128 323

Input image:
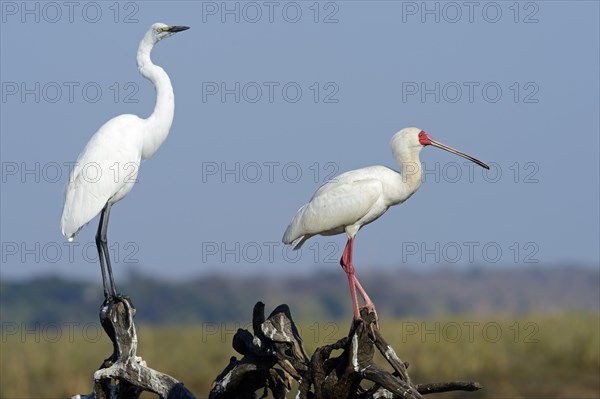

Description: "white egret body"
283 127 490 319
60 23 189 299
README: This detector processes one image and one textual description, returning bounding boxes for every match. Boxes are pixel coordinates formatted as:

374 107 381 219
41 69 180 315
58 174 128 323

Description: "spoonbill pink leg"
340 237 361 319
353 276 378 319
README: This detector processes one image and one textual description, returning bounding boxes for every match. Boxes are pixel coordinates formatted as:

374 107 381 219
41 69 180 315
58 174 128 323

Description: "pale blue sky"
1 1 599 281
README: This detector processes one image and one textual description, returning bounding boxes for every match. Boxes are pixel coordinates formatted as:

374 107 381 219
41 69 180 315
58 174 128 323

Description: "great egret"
282 127 489 320
60 23 190 299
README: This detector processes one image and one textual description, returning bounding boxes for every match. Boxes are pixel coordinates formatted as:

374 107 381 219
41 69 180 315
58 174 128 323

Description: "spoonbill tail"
60 23 190 300
282 127 489 320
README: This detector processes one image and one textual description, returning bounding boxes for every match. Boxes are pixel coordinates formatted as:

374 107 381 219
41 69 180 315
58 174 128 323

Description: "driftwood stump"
72 298 482 399
72 296 196 399
210 303 483 399
209 302 310 399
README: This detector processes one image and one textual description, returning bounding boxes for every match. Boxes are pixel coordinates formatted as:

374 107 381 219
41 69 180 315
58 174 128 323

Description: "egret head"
391 127 490 169
146 23 190 44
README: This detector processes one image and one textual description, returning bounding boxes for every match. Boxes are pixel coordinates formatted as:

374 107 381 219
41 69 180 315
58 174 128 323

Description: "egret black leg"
96 206 110 299
99 203 118 298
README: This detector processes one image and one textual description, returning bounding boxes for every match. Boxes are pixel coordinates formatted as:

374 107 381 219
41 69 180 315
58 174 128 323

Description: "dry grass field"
1 313 598 398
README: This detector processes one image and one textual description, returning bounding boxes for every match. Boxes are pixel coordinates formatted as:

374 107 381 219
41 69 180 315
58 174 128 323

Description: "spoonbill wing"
283 178 383 248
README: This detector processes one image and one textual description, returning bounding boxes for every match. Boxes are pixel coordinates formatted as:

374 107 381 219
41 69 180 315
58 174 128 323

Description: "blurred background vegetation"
1 265 599 398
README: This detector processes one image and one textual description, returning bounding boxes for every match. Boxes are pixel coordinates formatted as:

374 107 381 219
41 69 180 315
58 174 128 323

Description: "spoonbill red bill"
282 127 490 320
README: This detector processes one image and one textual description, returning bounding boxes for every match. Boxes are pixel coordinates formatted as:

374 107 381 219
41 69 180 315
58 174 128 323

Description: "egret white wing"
60 115 143 239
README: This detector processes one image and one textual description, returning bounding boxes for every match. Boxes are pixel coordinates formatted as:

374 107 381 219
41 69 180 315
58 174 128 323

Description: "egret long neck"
137 39 175 160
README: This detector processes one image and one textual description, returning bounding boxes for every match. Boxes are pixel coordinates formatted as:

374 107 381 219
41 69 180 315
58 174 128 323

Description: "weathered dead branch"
210 303 484 399
72 299 482 399
72 296 196 399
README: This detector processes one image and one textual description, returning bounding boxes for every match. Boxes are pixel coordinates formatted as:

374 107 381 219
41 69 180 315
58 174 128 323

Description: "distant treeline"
1 266 598 325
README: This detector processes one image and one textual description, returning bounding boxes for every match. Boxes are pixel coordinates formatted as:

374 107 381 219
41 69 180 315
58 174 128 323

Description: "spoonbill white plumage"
282 127 489 320
60 23 189 299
